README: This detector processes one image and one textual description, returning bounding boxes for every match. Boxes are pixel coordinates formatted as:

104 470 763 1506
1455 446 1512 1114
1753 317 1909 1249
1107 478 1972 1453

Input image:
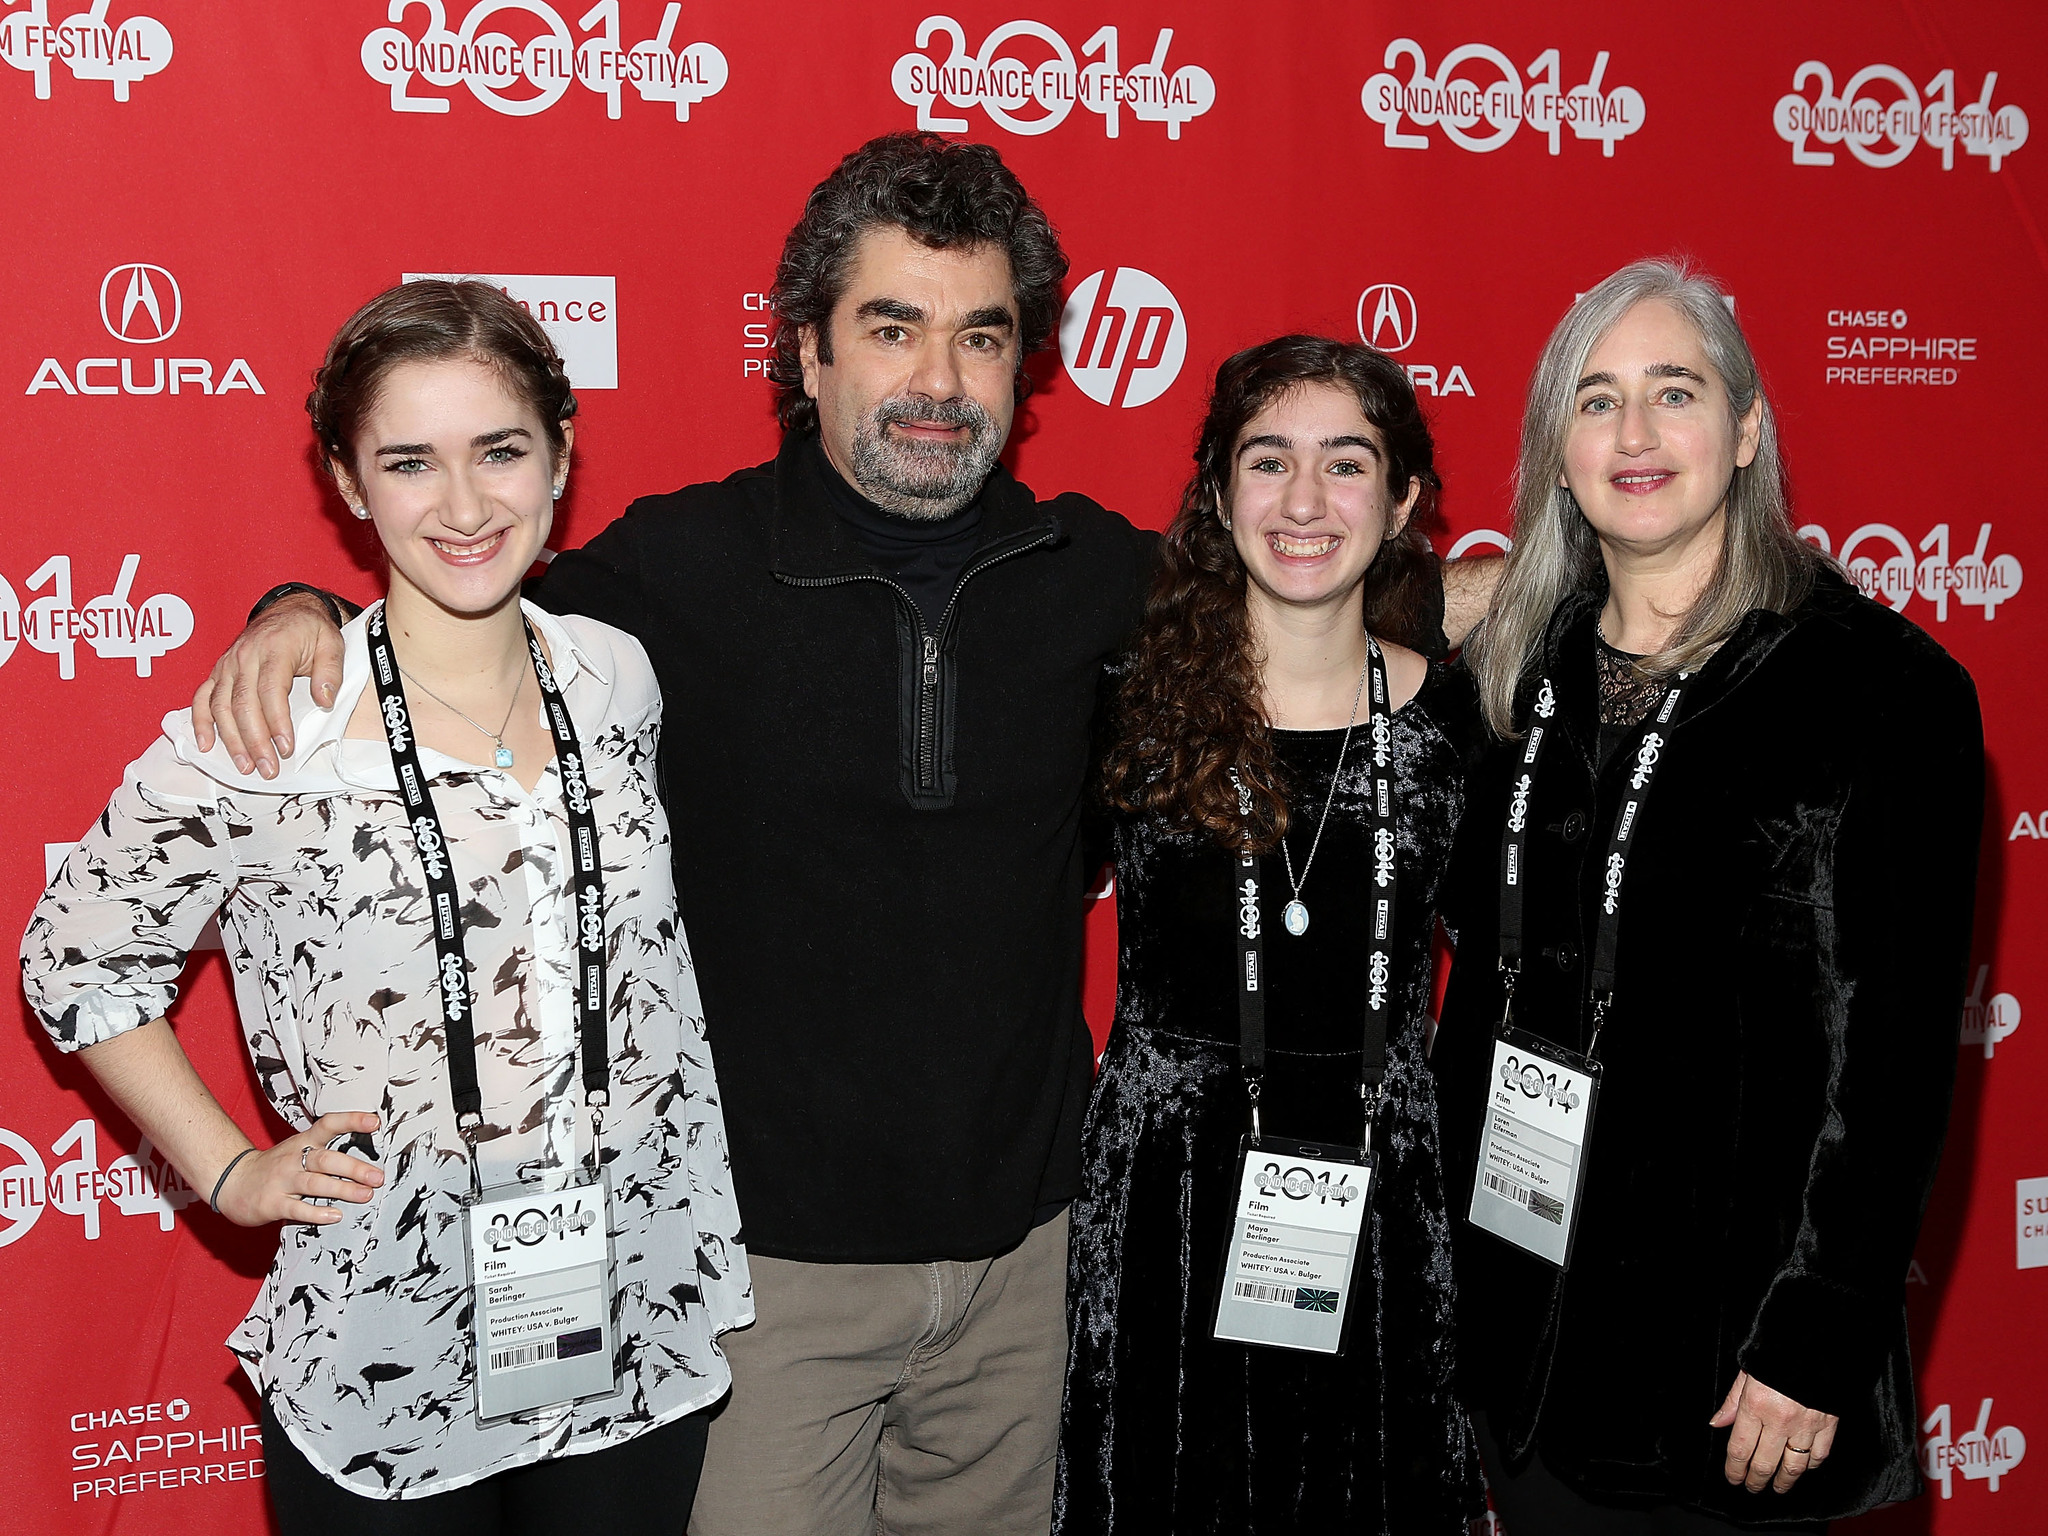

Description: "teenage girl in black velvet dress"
1055 337 1486 1536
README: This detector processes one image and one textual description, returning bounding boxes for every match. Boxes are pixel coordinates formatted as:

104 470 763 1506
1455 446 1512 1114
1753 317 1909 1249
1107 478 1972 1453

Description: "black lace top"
1595 633 1666 768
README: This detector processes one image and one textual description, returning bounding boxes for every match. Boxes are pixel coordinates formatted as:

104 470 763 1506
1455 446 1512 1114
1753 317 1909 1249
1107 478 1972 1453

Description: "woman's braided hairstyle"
307 279 578 475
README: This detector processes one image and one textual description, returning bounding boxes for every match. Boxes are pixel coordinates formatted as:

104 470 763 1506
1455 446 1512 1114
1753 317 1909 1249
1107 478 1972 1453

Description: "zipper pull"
922 633 938 688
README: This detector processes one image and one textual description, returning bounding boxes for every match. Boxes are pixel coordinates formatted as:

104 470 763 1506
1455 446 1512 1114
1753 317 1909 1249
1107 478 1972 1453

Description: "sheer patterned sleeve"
20 733 239 1051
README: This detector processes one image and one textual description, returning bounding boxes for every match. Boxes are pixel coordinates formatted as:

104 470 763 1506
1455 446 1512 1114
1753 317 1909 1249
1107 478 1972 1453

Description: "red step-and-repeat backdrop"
3 4 2042 1532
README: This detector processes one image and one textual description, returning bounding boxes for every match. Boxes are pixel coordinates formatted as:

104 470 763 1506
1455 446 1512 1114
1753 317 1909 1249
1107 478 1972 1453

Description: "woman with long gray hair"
1431 259 1983 1532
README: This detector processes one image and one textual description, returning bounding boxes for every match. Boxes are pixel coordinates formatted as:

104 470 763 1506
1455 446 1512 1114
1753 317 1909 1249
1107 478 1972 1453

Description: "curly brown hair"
767 132 1069 435
1102 335 1444 851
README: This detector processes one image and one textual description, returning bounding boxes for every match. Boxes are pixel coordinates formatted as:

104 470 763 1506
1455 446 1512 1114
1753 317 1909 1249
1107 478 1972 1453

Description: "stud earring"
347 501 371 520
552 483 565 502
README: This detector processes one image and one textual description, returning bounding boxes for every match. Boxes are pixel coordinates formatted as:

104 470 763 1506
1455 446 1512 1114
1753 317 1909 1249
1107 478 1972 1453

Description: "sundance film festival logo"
1776 63 2027 171
1363 40 1644 155
893 17 1214 139
1059 267 1186 408
26 263 264 399
406 273 617 388
1922 1399 2026 1498
1959 965 2020 1059
1800 520 2021 622
0 554 194 679
362 0 726 119
0 1116 198 1249
1357 284 1475 399
0 0 170 102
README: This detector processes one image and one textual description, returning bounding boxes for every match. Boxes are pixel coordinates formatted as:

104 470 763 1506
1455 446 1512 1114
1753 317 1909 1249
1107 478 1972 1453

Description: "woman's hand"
214 1111 385 1227
1711 1370 1839 1493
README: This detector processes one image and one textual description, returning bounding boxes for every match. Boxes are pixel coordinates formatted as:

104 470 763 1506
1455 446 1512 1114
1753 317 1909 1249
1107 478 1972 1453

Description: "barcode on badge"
489 1339 559 1374
1484 1170 1564 1225
1233 1279 1298 1306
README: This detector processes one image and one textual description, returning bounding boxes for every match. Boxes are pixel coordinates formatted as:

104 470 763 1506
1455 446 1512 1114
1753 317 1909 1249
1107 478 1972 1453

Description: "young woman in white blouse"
21 280 750 1534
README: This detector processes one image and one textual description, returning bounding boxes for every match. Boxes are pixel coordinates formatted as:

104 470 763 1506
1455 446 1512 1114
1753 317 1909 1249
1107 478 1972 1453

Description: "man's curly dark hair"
768 132 1070 435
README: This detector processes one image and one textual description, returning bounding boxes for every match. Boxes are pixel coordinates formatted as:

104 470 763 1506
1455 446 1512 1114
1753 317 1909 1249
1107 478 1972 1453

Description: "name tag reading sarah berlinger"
1212 1137 1373 1355
463 1171 620 1423
1465 1027 1601 1269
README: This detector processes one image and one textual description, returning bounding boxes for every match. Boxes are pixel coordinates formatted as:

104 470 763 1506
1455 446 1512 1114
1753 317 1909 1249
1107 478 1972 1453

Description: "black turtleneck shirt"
813 437 986 633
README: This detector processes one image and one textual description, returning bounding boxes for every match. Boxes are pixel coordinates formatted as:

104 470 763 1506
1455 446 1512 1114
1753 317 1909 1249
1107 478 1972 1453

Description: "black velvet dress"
1057 663 1488 1536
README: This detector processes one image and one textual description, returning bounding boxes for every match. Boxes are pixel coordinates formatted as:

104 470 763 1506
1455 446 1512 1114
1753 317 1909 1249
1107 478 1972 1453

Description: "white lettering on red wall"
0 1117 199 1248
1775 63 2028 170
893 17 1215 139
1921 1399 2027 1497
0 0 171 102
362 1 726 119
1799 522 2022 622
26 265 264 401
0 556 194 679
1363 40 1645 155
1959 966 2021 1060
66 1399 262 1502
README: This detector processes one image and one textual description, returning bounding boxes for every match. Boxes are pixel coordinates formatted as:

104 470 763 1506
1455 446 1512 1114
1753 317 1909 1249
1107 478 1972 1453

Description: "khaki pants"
689 1212 1069 1536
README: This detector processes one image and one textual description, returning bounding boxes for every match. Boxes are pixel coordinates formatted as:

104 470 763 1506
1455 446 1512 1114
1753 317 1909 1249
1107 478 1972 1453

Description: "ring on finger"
301 1145 313 1172
1787 1445 1813 1455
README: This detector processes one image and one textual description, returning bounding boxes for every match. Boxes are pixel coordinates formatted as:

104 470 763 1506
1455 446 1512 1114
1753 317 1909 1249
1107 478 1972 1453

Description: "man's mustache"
872 398 992 434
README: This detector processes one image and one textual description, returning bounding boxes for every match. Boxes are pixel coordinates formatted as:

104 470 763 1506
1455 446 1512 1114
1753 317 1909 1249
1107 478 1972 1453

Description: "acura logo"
99 264 181 345
1356 283 1417 354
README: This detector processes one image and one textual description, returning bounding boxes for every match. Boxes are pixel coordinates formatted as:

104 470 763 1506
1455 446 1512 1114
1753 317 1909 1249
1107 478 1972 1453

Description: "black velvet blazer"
1432 567 1984 1524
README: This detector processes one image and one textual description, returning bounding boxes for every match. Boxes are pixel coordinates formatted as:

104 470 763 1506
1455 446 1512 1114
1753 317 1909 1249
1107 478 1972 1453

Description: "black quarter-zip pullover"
532 430 1157 1262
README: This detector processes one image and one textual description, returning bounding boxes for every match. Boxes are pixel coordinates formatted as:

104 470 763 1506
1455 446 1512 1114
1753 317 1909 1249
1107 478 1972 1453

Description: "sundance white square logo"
2020 1176 2048 1270
403 273 617 389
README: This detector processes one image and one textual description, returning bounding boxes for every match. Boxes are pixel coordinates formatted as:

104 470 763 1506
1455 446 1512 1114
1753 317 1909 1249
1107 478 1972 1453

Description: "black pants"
261 1400 708 1536
1475 1413 1829 1536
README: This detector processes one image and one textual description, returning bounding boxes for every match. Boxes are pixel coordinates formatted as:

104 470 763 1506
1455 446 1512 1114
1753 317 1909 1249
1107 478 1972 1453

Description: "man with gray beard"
194 133 1496 1536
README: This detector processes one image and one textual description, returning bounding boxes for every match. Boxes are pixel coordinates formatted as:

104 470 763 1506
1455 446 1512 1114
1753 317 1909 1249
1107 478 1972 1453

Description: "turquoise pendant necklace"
397 660 526 770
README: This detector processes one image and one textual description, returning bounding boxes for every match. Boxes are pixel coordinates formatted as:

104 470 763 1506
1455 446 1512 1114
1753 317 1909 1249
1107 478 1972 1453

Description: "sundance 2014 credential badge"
1212 1136 1373 1356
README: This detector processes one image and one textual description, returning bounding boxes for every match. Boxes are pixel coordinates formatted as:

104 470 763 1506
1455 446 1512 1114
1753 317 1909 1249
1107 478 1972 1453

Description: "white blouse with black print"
21 601 750 1500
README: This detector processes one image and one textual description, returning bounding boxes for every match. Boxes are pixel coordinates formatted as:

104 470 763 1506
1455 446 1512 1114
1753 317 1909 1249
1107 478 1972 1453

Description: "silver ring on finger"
1786 1445 1813 1455
301 1144 313 1172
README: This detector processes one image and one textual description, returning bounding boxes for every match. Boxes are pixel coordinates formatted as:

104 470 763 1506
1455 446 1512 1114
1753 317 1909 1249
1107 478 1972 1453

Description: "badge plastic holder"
1211 1133 1374 1357
461 1165 621 1425
1466 1024 1602 1271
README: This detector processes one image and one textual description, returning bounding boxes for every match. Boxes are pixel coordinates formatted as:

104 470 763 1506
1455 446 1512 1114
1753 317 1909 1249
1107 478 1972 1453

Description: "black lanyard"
1234 640 1398 1154
366 605 610 1178
1498 665 1688 1056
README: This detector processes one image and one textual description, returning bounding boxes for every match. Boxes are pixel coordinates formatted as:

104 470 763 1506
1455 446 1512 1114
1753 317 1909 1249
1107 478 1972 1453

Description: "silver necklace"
397 661 526 769
1277 647 1373 937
